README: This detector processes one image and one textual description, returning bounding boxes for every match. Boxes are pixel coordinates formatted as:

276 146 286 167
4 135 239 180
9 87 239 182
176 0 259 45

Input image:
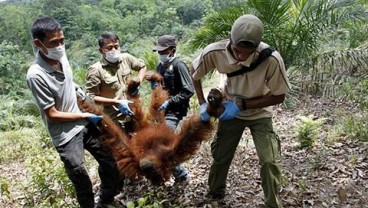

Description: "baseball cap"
231 14 263 47
153 35 176 52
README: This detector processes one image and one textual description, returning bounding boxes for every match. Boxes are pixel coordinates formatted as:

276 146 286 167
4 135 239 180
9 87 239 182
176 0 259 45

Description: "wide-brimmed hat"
231 14 263 47
153 35 176 52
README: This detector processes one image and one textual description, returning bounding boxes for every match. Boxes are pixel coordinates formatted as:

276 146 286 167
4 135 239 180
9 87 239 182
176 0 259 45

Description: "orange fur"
77 72 215 184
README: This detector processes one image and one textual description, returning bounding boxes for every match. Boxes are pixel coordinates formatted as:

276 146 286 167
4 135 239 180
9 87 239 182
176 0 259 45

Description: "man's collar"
225 41 260 67
35 50 58 74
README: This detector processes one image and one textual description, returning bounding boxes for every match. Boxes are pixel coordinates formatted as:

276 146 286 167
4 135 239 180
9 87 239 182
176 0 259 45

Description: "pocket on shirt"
104 75 120 90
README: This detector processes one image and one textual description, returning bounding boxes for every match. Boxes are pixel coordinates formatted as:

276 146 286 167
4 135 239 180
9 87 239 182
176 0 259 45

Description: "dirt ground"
114 97 368 208
1 96 367 208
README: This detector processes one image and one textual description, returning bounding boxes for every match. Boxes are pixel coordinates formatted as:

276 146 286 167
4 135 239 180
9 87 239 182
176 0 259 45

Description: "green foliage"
190 7 249 49
295 115 326 149
0 41 30 96
0 126 47 164
72 66 88 87
340 114 368 142
24 148 77 207
126 197 162 208
0 177 11 202
126 188 169 208
297 178 308 192
142 52 159 71
67 38 100 69
294 44 368 97
0 94 40 131
190 0 368 70
308 147 330 170
0 3 36 51
336 75 368 109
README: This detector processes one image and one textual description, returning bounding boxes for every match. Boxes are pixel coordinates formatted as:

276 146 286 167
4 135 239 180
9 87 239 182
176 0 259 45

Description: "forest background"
0 0 368 207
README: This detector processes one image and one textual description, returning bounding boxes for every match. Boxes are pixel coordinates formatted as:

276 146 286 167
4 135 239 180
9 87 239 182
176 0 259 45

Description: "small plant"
24 148 77 207
297 179 308 192
0 178 11 203
126 187 169 208
295 115 326 149
308 147 329 170
337 75 368 109
348 154 358 165
340 114 368 142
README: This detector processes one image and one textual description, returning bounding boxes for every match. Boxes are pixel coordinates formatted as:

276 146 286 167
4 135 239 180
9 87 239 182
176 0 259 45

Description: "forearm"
238 94 285 110
189 62 207 105
45 107 91 123
192 78 206 105
93 96 120 106
138 66 147 83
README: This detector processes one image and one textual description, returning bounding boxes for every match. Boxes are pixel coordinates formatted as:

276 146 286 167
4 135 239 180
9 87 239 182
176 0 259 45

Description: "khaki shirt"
86 53 145 120
192 39 291 120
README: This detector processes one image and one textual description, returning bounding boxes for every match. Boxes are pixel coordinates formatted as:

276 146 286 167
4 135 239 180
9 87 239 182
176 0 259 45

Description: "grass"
0 127 46 164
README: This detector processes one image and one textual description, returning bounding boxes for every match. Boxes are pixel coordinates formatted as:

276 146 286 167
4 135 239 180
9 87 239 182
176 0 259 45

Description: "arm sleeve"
266 56 291 95
85 66 101 96
27 76 55 110
169 61 194 104
191 52 216 80
126 53 146 72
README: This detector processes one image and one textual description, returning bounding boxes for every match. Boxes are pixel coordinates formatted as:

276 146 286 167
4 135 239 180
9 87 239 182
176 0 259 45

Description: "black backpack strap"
227 47 275 78
171 57 181 70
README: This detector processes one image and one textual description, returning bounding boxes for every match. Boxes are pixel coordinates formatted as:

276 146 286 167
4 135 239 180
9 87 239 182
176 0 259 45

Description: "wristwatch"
235 97 247 110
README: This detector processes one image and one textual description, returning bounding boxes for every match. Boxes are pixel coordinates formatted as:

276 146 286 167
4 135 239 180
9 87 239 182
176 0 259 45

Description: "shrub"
340 114 368 142
295 115 326 149
337 75 368 109
0 41 30 96
24 148 78 207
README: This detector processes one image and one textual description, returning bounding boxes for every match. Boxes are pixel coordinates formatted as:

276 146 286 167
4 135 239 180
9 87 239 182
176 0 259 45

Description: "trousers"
56 123 119 208
165 114 189 180
208 117 283 208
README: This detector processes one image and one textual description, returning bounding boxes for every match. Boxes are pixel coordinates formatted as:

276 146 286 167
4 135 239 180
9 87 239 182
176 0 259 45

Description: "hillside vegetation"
0 0 367 207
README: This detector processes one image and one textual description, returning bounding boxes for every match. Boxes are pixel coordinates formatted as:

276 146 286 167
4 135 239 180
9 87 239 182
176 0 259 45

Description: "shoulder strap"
170 57 185 75
171 58 181 69
226 48 275 78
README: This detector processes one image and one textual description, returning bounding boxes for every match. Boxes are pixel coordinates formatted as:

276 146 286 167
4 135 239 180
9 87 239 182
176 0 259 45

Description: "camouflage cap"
153 35 177 52
231 14 263 47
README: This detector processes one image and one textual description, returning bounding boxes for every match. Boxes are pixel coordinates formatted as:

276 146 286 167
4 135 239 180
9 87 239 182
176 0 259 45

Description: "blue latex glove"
151 80 159 89
118 100 134 115
131 86 140 96
158 100 170 111
219 101 240 120
88 114 103 125
199 102 211 122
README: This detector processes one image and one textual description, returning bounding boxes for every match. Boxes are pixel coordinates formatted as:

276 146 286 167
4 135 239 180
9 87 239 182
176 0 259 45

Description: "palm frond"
189 7 250 49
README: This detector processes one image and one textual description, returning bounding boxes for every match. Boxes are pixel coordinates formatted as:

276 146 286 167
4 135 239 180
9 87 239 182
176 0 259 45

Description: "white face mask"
158 53 171 63
43 44 65 60
105 50 121 63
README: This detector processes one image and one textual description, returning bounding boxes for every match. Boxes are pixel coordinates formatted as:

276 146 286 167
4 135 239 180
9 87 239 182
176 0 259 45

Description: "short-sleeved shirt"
192 39 291 120
85 53 146 121
26 51 87 147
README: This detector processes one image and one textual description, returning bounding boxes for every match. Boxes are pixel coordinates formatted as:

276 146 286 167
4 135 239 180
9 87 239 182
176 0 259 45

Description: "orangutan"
77 73 222 185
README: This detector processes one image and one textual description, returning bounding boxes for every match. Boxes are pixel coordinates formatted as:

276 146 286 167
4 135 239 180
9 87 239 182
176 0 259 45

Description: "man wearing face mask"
191 15 291 207
85 32 147 132
151 35 195 183
26 16 120 208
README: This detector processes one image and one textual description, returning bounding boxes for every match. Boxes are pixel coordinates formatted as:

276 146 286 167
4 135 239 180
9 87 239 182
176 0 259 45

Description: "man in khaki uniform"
85 32 146 131
191 14 290 208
